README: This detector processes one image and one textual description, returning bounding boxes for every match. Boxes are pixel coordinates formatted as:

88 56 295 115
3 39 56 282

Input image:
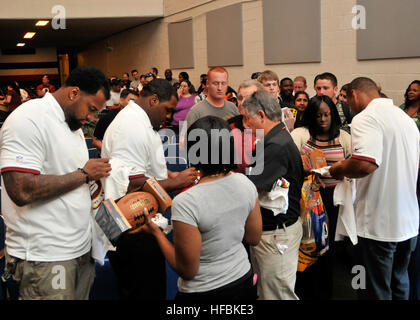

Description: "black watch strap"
78 168 90 184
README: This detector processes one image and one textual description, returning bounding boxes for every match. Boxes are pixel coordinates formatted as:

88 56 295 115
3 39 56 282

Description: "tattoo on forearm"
3 171 85 206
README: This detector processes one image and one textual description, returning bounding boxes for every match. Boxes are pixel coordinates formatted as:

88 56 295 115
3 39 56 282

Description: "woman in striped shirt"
291 95 351 299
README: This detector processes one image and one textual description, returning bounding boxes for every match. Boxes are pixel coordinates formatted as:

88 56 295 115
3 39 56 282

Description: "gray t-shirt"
172 172 258 293
185 99 239 128
130 80 141 91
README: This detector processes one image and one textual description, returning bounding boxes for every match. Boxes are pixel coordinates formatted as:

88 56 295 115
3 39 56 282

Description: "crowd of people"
0 64 419 302
0 75 56 122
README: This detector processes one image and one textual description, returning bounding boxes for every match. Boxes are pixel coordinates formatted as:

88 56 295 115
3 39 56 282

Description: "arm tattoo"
2 171 86 206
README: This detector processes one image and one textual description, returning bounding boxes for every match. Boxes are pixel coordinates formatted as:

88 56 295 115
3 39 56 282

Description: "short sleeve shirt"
6 89 22 113
0 93 92 261
101 100 168 181
351 98 419 241
36 84 55 94
130 80 141 91
172 173 258 293
185 99 239 129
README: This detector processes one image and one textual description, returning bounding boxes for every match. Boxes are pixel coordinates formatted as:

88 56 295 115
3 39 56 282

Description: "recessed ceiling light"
24 32 36 39
16 43 26 47
35 20 49 27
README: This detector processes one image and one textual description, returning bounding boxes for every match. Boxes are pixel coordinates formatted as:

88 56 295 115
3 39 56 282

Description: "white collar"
126 100 153 129
44 92 66 123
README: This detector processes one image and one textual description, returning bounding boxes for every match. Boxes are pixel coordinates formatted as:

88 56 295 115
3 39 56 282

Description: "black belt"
262 218 298 231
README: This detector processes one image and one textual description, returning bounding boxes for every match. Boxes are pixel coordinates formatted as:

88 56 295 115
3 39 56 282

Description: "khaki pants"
250 219 303 300
5 250 95 300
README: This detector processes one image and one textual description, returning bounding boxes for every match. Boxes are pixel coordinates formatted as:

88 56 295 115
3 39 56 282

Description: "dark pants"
408 236 420 299
356 236 418 300
408 202 420 300
108 233 166 300
320 187 339 254
175 269 257 301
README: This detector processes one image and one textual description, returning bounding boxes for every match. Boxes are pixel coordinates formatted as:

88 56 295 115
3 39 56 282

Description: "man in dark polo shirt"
241 90 304 300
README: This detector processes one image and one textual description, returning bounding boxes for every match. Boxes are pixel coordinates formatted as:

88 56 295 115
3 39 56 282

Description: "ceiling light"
24 32 36 39
16 43 26 47
35 20 49 27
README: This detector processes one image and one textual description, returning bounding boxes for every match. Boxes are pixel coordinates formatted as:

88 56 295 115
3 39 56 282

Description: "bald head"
348 77 379 94
347 77 381 114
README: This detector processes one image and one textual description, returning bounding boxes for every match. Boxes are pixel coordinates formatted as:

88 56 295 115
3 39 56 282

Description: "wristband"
78 168 90 184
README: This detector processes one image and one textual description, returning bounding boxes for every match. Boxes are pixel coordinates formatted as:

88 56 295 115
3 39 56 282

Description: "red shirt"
37 84 56 95
228 116 257 174
7 89 22 113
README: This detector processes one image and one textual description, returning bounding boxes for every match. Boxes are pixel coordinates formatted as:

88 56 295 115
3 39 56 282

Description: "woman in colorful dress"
291 95 352 300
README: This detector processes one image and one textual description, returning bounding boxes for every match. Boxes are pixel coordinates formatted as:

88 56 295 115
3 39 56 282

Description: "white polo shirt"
101 100 167 181
0 93 92 261
351 98 419 242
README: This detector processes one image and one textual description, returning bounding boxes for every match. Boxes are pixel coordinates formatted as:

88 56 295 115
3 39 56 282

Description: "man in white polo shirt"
330 77 419 300
102 78 197 300
0 66 112 300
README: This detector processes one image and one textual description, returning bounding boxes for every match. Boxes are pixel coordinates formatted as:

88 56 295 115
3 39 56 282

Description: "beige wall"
0 0 163 19
78 0 420 106
78 19 168 79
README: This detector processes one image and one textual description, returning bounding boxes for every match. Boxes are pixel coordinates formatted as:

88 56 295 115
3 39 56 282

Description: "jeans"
356 236 418 300
408 202 420 300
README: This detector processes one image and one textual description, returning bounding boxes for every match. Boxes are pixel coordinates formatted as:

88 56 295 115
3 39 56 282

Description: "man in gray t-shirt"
185 99 239 128
184 67 239 129
130 69 142 91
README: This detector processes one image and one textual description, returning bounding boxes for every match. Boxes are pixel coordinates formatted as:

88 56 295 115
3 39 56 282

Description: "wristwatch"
78 168 90 184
